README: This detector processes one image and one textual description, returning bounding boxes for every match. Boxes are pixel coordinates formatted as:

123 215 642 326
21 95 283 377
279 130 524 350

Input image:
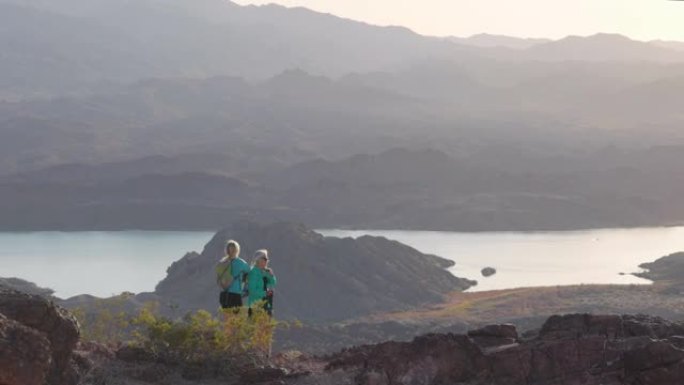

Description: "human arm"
266 269 276 288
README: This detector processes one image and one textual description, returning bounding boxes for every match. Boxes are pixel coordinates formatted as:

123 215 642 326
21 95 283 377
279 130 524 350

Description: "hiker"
247 249 277 317
216 240 250 310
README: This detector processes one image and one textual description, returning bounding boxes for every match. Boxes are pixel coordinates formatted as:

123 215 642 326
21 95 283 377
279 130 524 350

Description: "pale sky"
233 0 684 41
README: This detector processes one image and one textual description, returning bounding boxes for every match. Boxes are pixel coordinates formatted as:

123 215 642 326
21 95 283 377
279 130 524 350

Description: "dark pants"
219 292 243 309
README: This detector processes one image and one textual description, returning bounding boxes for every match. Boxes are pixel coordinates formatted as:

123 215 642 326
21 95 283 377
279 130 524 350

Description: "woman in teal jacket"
248 249 277 316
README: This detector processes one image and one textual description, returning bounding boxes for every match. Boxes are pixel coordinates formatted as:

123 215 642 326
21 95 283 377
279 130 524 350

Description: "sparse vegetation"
131 302 277 361
367 284 684 326
71 294 132 345
74 297 293 366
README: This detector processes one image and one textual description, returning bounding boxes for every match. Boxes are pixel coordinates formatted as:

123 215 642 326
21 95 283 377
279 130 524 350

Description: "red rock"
0 287 81 385
0 313 52 385
324 313 684 385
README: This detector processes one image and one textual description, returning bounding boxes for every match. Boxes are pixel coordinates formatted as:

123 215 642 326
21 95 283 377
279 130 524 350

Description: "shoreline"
2 227 676 298
360 283 683 326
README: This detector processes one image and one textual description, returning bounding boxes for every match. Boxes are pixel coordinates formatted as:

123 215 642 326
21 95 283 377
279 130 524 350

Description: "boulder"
0 286 81 385
0 313 52 385
539 313 624 339
468 324 518 339
481 267 497 277
539 313 684 340
328 333 490 384
467 324 518 348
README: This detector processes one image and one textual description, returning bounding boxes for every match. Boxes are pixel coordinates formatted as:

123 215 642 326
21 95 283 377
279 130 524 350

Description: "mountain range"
2 0 684 100
2 146 684 231
2 0 684 231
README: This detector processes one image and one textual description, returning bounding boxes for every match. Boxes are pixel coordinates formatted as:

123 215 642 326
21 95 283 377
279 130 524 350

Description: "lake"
0 231 214 298
320 227 684 291
2 227 683 298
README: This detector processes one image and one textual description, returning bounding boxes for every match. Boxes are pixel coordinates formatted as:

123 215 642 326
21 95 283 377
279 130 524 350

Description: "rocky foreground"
5 285 684 385
320 313 684 385
0 287 84 385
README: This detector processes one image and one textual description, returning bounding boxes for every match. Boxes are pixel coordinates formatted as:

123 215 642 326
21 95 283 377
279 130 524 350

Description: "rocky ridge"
318 313 684 385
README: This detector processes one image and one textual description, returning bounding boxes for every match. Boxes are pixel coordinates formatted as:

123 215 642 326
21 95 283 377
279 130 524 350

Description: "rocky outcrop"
635 252 684 291
467 323 517 348
320 313 684 385
154 221 475 322
0 286 82 385
8 295 684 385
0 277 55 297
0 313 52 385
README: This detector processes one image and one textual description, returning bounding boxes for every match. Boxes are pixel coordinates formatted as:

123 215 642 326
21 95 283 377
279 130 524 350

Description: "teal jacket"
247 266 277 306
225 257 250 295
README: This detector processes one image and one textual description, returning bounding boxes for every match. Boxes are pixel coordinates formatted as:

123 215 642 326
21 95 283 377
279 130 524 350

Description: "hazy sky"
233 0 684 41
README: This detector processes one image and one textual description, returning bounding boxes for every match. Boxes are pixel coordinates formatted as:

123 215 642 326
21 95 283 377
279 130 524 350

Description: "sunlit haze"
233 0 684 41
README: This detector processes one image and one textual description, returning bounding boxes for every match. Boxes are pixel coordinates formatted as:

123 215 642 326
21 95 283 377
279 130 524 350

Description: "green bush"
75 299 290 364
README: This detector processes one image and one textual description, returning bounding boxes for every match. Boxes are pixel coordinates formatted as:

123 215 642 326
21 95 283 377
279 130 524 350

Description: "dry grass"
365 284 684 325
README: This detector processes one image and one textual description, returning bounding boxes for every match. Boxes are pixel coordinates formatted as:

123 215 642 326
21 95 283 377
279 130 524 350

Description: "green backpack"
216 259 233 289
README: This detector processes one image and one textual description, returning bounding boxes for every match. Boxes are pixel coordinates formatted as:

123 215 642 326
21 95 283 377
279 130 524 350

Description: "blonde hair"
225 240 240 256
252 249 269 266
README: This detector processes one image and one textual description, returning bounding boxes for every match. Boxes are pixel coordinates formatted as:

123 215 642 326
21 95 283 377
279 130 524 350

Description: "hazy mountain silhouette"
2 0 684 100
0 0 471 99
5 59 684 175
451 33 551 49
5 154 237 184
2 146 684 231
524 33 684 62
651 40 684 51
0 73 429 173
2 0 684 231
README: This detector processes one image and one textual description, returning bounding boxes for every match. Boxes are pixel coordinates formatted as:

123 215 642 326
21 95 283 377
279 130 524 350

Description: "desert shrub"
72 294 133 345
129 302 283 364
131 305 225 362
75 298 290 368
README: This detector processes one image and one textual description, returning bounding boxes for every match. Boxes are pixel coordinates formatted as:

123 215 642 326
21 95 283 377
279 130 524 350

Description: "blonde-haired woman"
247 249 277 317
216 240 250 310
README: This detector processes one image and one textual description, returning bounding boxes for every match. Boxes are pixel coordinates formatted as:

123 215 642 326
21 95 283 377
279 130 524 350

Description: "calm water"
2 227 683 298
0 231 213 298
320 227 684 291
